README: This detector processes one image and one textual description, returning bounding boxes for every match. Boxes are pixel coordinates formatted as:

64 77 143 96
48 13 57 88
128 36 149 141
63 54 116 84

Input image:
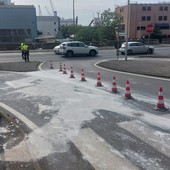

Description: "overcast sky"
13 0 168 25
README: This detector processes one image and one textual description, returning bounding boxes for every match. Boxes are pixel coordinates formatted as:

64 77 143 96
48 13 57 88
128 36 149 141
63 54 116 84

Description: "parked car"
59 41 98 57
53 44 62 54
119 42 154 55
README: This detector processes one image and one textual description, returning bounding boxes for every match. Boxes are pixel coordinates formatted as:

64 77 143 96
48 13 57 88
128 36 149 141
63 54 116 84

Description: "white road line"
95 60 170 81
71 128 139 170
118 120 170 158
0 102 38 130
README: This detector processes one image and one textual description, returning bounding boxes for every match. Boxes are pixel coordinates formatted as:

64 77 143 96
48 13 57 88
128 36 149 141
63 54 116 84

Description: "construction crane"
45 6 52 16
50 0 55 16
38 5 42 16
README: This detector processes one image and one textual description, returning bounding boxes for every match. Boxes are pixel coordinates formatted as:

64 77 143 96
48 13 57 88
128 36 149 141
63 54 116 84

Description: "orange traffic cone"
81 69 86 81
154 87 168 111
112 76 118 93
63 64 67 74
50 61 54 69
96 72 102 86
70 67 75 78
124 80 132 99
59 62 63 72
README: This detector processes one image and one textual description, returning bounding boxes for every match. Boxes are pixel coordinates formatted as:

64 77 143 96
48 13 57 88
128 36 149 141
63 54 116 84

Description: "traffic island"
0 61 40 72
97 60 170 78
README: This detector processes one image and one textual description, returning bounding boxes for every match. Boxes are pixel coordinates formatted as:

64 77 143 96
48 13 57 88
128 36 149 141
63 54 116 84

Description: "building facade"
0 0 13 5
115 3 170 39
37 15 60 37
0 5 37 44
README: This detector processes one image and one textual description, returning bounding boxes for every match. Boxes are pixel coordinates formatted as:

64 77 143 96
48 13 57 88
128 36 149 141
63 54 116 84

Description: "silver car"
53 44 62 54
119 42 154 55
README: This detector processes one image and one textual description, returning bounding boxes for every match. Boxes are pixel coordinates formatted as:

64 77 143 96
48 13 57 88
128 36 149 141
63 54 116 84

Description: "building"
60 18 77 27
0 0 13 5
37 15 60 37
115 3 170 39
0 4 37 44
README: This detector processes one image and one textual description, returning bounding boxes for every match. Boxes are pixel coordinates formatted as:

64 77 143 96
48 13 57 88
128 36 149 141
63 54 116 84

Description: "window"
164 16 167 20
159 6 163 11
142 6 146 11
54 29 56 32
159 16 162 21
54 22 56 25
121 16 124 22
147 16 151 21
147 6 151 11
120 8 124 13
142 16 146 21
141 26 146 30
164 6 168 11
79 43 85 47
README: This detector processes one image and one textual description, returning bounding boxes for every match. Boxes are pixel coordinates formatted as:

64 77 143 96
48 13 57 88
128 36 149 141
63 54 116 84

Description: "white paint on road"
119 120 170 158
71 128 139 170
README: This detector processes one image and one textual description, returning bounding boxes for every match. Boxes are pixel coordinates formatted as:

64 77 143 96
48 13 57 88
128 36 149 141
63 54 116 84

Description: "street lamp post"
73 0 75 40
125 0 130 61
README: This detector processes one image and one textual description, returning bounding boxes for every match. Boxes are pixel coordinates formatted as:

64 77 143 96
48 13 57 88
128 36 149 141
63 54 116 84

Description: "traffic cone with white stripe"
59 62 63 72
112 76 118 93
154 87 168 111
70 67 75 78
124 80 132 99
96 72 102 86
63 64 67 74
50 61 54 69
81 69 86 81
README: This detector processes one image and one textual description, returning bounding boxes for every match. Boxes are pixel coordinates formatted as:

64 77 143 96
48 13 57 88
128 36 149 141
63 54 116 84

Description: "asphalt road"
0 47 170 169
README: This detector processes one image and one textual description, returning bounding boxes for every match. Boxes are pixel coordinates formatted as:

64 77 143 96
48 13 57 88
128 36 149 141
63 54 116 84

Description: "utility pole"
125 0 130 61
73 0 76 40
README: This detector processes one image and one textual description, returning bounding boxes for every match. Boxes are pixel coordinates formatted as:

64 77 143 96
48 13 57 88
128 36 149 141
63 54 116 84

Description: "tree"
99 8 116 40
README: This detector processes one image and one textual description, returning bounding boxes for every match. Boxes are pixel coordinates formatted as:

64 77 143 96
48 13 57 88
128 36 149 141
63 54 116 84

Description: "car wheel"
148 49 153 54
127 50 132 55
89 50 96 56
66 51 74 57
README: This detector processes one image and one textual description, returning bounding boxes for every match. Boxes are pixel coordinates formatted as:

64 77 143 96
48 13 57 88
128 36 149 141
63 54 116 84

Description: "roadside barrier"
59 62 63 72
112 76 118 93
70 67 75 78
63 64 67 74
154 87 168 111
124 80 132 99
96 72 102 86
81 69 86 81
50 61 54 69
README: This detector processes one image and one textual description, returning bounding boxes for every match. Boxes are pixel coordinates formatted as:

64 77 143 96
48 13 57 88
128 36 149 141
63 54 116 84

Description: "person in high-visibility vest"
23 44 30 62
20 42 25 59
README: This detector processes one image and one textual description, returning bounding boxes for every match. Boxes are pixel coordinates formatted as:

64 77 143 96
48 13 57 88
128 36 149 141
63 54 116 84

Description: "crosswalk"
71 128 139 170
70 112 170 170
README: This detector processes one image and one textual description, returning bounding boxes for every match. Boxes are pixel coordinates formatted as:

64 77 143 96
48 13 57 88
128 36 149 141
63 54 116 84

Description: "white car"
59 41 98 57
53 44 62 54
119 42 154 55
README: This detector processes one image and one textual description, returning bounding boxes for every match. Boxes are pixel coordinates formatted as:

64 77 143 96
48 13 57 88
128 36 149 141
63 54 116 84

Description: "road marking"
118 120 170 158
0 102 38 130
71 128 139 170
95 60 170 81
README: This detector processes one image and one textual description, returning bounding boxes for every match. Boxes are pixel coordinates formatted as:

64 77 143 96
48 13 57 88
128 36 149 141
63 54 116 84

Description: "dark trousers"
21 50 24 59
24 50 29 62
